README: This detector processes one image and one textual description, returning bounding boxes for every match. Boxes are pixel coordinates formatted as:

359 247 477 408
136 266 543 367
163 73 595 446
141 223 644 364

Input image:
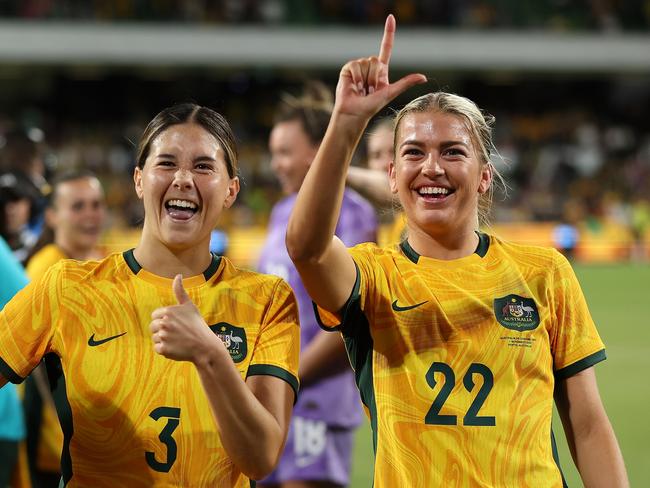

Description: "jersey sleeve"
0 263 62 383
550 251 606 380
246 279 301 401
312 244 377 337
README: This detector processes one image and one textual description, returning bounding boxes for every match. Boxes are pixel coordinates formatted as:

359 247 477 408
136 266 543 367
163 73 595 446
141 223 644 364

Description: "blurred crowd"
2 0 649 31
1 77 649 264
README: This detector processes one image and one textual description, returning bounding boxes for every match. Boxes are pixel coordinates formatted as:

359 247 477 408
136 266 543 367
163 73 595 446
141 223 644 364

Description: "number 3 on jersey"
146 406 181 472
425 362 495 426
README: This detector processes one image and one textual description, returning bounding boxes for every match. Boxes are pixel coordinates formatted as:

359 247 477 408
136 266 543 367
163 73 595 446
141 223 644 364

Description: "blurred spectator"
630 197 650 261
346 117 395 212
21 170 106 488
0 170 42 264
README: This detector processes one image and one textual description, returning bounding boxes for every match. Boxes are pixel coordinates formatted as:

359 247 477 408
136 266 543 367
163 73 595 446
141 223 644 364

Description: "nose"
173 168 194 190
422 154 444 177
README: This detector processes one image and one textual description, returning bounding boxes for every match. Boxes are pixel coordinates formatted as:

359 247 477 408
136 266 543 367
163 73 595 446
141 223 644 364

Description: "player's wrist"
191 333 230 371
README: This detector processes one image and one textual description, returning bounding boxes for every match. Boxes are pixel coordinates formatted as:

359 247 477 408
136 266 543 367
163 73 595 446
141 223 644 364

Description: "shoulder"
219 257 293 298
56 252 130 287
349 241 399 265
26 244 66 279
270 194 296 218
489 234 563 271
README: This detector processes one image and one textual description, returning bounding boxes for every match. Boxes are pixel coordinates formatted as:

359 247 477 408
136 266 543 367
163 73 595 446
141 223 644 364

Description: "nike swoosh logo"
88 332 127 347
392 300 428 312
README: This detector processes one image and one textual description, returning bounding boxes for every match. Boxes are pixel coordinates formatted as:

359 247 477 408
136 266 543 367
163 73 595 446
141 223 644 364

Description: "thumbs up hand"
150 275 220 362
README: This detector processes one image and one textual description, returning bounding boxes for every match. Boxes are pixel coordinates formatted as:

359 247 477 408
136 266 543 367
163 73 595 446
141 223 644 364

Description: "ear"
223 177 240 209
388 160 399 194
477 163 492 195
133 167 144 200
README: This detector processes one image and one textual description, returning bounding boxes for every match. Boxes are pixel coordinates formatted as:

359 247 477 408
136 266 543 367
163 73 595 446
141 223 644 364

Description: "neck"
54 236 98 261
133 233 212 278
406 224 479 261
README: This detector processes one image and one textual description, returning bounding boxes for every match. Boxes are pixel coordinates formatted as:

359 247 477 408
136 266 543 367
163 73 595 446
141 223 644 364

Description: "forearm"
299 331 350 387
193 339 285 479
572 420 628 488
346 166 393 207
287 112 369 263
556 369 629 488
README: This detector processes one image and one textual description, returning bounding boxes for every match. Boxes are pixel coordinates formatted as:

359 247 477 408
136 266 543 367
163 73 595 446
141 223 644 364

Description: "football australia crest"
493 295 540 331
209 322 247 363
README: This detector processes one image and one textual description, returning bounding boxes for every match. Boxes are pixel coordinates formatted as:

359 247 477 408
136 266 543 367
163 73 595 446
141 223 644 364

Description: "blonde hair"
393 92 505 227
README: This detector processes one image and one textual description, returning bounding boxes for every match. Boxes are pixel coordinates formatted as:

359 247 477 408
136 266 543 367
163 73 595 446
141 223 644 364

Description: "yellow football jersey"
25 243 68 474
0 250 300 487
317 233 604 487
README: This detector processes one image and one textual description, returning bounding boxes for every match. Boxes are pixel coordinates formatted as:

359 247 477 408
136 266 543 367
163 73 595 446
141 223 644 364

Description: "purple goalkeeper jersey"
258 189 377 428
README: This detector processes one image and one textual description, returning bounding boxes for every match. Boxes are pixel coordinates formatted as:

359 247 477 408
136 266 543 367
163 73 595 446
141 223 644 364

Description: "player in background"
0 103 300 487
346 118 408 246
286 15 628 487
22 171 106 488
259 81 377 488
346 118 394 209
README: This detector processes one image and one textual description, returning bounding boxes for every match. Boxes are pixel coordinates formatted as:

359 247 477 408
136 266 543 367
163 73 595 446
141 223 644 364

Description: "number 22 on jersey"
425 362 495 427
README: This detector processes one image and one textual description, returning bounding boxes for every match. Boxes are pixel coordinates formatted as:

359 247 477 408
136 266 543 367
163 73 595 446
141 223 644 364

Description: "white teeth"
167 199 197 209
419 187 449 195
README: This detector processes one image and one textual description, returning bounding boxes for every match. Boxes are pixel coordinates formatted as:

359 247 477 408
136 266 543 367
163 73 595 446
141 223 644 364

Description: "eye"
401 147 424 157
443 147 467 157
195 162 215 172
157 160 175 167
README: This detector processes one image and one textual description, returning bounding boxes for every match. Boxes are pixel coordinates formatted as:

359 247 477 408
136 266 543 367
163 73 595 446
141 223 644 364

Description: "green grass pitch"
350 263 650 486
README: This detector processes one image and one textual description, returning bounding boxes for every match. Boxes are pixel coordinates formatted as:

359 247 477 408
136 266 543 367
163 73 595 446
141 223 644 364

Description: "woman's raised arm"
286 15 426 313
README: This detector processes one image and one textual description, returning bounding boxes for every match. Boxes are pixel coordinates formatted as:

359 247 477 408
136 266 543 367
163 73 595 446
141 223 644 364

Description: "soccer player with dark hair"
0 103 300 487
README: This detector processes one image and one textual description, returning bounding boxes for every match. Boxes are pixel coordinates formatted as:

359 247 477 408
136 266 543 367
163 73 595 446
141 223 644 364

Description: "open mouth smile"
416 186 454 201
164 198 199 221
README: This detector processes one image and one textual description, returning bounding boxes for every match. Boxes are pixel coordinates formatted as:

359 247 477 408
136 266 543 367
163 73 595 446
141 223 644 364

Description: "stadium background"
0 1 648 486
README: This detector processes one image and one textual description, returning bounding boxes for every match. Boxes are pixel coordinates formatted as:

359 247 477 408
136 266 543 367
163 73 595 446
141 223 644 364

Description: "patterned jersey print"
0 251 300 487
317 234 604 488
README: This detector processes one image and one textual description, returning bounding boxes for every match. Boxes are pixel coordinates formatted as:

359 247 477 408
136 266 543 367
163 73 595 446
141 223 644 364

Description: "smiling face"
47 176 106 252
134 123 239 251
389 110 491 238
269 119 318 195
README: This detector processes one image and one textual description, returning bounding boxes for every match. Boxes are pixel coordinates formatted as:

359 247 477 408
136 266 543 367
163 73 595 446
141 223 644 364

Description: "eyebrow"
155 154 218 163
399 139 470 149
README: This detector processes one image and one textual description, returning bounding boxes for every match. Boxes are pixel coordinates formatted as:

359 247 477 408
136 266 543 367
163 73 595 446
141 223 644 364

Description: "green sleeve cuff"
247 364 299 403
313 263 361 334
555 349 607 380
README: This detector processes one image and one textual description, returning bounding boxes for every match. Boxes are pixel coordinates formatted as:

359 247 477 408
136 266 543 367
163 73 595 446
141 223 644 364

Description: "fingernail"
357 82 364 93
368 86 375 94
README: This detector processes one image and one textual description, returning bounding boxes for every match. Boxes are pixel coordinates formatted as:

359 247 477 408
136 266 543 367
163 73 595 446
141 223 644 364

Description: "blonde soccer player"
286 15 628 487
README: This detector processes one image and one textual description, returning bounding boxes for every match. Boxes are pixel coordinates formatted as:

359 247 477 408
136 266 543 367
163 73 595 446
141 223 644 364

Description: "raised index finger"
378 14 396 65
